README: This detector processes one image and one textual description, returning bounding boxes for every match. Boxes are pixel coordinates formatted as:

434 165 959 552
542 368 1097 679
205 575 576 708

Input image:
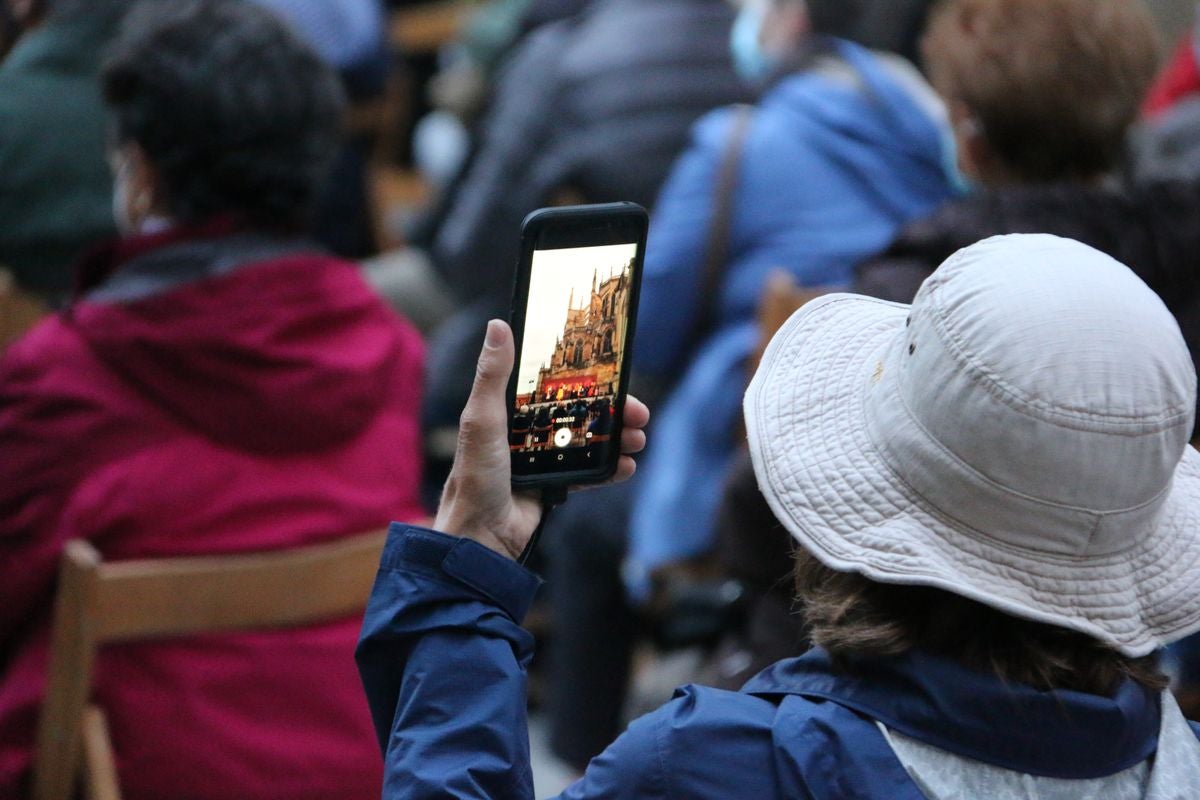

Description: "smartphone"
508 202 648 488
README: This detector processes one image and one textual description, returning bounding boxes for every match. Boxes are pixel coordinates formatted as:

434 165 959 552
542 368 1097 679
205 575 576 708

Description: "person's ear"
782 0 810 39
761 0 810 56
8 0 40 28
114 143 166 226
949 103 990 184
129 145 162 213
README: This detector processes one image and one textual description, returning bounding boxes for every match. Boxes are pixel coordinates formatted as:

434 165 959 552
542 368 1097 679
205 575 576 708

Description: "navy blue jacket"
357 525 1198 798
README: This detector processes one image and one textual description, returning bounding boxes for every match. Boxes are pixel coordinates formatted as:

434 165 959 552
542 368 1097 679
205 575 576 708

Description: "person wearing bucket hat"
356 234 1200 798
719 0 1191 701
748 232 1200 657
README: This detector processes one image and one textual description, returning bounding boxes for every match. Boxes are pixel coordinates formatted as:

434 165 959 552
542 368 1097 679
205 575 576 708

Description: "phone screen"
510 241 637 477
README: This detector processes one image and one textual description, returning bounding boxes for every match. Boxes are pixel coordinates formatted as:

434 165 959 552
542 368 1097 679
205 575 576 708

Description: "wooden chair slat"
92 531 387 641
389 0 471 54
32 529 389 800
80 706 122 800
33 542 103 800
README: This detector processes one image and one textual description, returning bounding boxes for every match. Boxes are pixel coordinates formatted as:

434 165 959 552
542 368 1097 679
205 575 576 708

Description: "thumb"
458 319 515 449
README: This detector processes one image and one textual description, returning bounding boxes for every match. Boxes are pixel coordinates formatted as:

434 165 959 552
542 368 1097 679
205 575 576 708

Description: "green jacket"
0 13 121 300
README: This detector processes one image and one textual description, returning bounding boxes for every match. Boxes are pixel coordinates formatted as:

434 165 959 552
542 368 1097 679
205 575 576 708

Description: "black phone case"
507 202 648 489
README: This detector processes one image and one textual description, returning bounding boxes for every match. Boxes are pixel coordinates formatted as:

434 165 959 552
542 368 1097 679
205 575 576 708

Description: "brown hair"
921 0 1160 183
794 549 1167 694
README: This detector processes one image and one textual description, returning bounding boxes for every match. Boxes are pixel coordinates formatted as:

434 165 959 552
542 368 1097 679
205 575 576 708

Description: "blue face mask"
730 4 774 84
939 120 976 197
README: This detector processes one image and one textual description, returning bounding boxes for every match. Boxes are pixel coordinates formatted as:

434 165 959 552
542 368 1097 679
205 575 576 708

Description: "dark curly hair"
101 0 345 230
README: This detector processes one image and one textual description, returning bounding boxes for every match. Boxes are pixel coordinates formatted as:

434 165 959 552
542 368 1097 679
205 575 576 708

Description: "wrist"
433 505 523 561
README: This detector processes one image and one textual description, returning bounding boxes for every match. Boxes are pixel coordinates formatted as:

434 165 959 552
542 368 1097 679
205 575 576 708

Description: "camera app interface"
512 243 636 470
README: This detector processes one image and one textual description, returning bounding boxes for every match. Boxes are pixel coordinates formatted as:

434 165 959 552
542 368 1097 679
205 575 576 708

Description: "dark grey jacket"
431 0 749 302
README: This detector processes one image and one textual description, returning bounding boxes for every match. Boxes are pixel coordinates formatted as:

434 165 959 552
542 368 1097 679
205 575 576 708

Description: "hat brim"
744 294 1200 657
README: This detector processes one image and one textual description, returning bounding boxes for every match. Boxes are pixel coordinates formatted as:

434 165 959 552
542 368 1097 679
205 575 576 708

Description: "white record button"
554 428 573 448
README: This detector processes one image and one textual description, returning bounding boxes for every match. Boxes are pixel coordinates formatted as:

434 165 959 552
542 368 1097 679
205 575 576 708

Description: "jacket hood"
68 234 407 454
745 649 1159 779
743 649 1200 799
768 38 948 211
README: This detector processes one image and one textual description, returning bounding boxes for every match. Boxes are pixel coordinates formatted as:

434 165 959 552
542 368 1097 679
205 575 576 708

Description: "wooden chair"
31 530 389 800
750 270 831 376
388 0 474 55
0 268 48 353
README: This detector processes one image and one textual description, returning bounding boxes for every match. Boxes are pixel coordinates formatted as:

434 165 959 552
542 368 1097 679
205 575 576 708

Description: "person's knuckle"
458 413 486 441
458 409 502 446
474 354 503 384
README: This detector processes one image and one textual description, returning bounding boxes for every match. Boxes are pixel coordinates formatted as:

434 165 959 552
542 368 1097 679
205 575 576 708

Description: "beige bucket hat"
744 234 1200 656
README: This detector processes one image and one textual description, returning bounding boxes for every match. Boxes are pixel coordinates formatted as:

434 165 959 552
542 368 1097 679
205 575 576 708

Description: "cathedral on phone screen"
511 243 635 471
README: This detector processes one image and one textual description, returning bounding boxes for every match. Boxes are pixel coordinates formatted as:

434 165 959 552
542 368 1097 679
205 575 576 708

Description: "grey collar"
87 233 318 304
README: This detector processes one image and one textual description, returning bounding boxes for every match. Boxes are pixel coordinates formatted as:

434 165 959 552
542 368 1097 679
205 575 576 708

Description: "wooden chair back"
388 0 472 55
0 269 48 352
750 270 831 377
32 530 389 800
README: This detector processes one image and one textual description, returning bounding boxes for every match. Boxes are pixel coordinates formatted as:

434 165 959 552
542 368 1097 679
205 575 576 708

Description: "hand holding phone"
434 319 649 561
507 203 648 488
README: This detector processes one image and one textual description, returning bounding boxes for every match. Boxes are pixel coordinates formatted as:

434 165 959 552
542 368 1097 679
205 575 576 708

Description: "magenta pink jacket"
0 225 424 799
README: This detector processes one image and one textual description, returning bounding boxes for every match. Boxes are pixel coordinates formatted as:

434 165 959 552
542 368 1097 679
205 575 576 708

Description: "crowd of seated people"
715 0 1183 698
0 0 393 321
4 0 1200 797
511 398 615 451
541 0 957 769
0 2 422 797
416 0 752 504
538 0 1196 775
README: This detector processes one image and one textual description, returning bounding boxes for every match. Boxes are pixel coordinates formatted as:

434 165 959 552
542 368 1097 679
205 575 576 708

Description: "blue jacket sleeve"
357 524 668 799
555 709 668 799
635 107 741 380
356 524 544 798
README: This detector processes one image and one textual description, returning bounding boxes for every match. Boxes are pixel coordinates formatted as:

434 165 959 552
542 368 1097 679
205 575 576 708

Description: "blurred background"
6 1 1200 798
